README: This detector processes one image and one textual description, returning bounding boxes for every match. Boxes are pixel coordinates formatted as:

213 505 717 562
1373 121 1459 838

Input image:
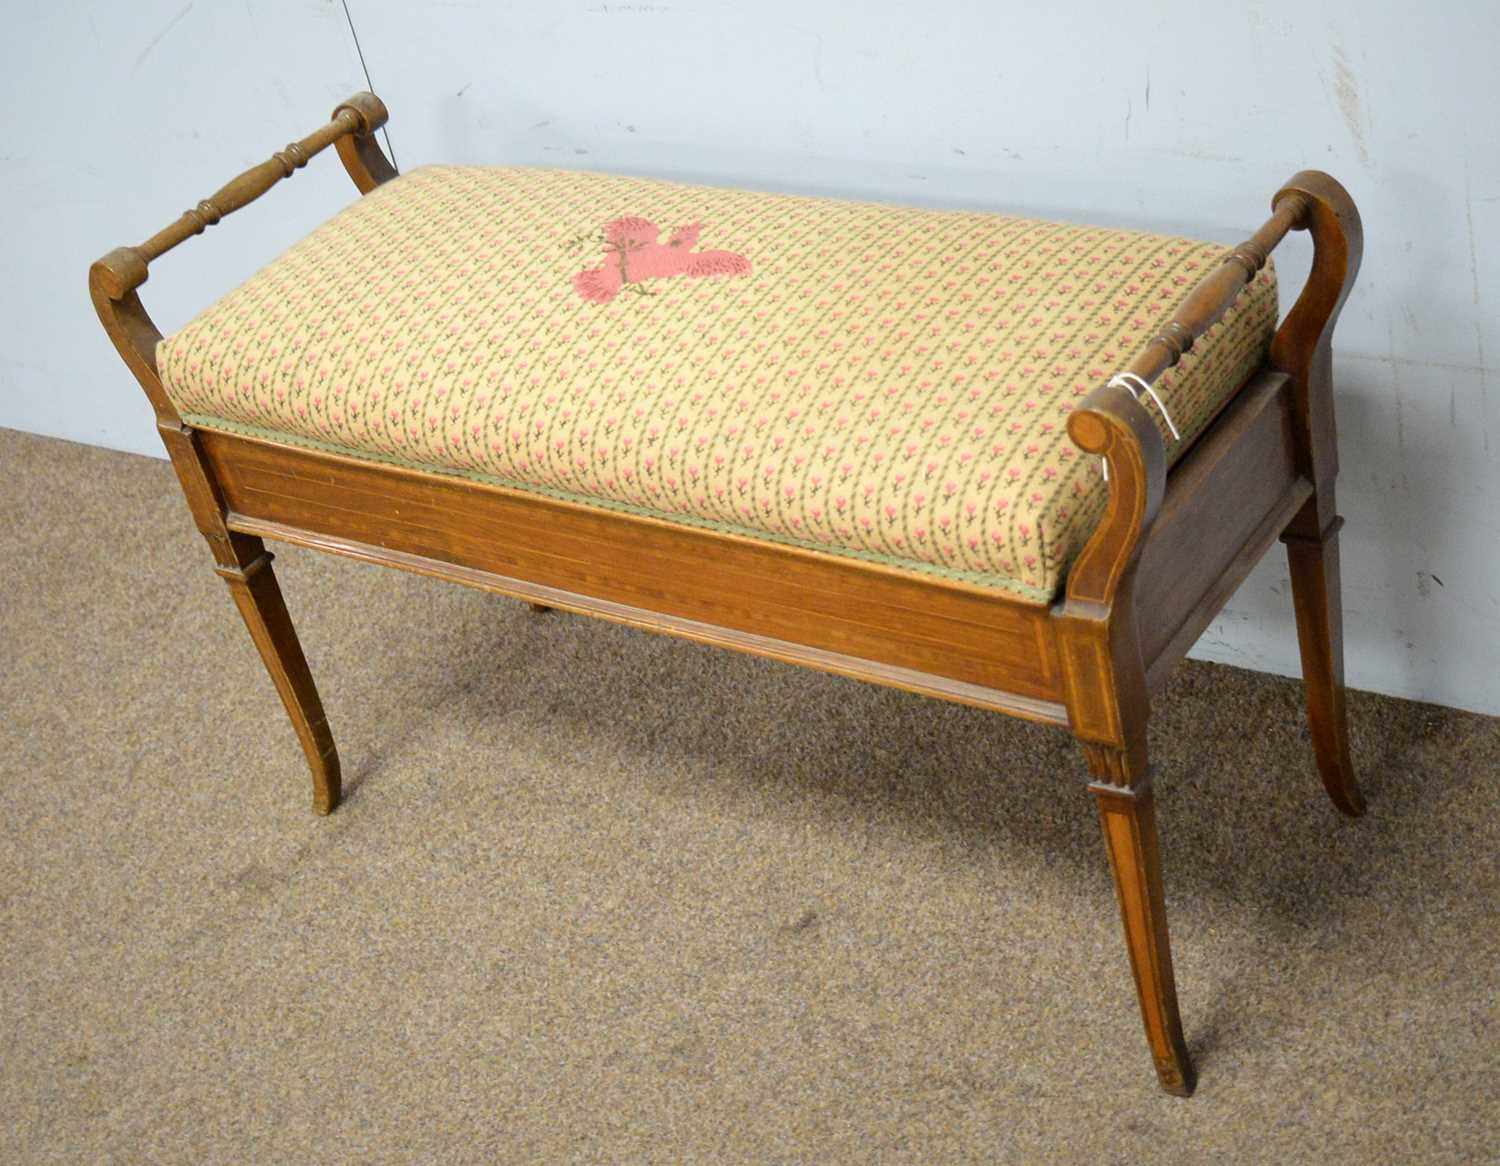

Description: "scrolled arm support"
1057 384 1163 771
333 92 398 193
331 91 389 137
1269 171 1363 524
1064 388 1167 609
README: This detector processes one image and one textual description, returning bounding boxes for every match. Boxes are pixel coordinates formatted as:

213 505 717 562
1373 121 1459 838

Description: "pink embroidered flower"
573 218 751 303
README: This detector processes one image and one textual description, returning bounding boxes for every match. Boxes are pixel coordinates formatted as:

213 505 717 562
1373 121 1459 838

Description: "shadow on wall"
1202 349 1500 715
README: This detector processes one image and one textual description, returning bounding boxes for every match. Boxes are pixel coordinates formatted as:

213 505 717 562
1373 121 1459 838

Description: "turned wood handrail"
89 92 391 302
1064 180 1322 608
1122 192 1309 389
88 91 397 428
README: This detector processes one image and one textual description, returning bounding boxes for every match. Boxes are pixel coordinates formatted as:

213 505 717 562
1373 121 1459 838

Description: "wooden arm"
1064 388 1168 610
86 90 401 634
1269 170 1363 532
1055 174 1347 770
1064 179 1316 608
89 91 398 435
90 91 394 302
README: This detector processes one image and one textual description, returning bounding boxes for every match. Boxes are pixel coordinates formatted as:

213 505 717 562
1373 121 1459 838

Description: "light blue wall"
4 1 1498 714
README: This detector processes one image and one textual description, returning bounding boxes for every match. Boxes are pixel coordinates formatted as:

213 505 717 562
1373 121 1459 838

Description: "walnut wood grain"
227 512 1071 726
197 429 1068 714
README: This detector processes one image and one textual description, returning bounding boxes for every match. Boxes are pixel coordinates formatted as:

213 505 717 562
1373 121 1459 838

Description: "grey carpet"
2 426 1496 1164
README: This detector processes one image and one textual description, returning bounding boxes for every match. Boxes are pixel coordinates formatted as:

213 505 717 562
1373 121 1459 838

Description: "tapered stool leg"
215 540 341 814
1089 767 1195 1096
1283 509 1365 817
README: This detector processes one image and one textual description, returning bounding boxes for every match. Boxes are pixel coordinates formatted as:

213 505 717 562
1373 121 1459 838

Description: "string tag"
1098 372 1181 481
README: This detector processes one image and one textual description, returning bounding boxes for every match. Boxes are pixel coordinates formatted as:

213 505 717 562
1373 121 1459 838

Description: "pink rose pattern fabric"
157 165 1278 599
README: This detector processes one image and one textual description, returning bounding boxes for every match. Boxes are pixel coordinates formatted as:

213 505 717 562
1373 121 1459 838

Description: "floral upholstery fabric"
157 165 1278 600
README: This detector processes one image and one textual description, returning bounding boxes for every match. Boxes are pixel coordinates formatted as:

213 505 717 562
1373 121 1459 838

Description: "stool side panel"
199 428 1067 707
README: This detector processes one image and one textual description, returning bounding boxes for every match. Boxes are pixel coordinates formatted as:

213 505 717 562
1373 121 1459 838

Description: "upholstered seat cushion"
156 165 1278 600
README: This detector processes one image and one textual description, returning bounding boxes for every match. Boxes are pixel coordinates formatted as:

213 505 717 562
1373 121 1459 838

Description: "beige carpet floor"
2 425 1497 1163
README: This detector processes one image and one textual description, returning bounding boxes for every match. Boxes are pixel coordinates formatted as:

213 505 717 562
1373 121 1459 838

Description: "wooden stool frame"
90 93 1365 1096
